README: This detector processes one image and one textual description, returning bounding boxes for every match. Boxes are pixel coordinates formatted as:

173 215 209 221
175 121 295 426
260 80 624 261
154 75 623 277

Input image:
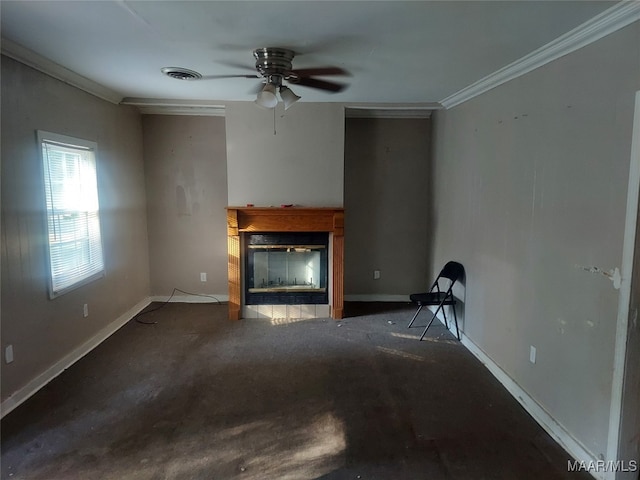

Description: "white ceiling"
0 1 623 107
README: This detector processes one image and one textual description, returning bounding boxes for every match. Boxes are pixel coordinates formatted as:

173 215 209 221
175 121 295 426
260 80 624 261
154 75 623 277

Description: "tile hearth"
243 304 331 320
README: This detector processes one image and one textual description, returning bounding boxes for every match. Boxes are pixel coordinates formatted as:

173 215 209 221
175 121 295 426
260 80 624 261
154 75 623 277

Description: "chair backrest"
431 261 464 293
439 261 464 282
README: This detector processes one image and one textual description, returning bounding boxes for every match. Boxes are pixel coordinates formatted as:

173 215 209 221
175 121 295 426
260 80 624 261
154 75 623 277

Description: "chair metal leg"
407 305 423 328
442 306 449 329
419 309 440 341
419 302 446 341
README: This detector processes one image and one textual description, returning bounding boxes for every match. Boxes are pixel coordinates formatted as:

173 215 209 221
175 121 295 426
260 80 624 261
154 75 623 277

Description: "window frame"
37 130 105 299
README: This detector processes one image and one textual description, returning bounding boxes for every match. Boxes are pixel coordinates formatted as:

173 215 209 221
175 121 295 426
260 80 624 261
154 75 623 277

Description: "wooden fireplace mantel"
226 207 344 321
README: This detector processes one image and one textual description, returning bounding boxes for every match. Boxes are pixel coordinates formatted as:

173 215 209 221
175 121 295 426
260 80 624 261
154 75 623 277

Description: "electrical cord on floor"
134 288 222 325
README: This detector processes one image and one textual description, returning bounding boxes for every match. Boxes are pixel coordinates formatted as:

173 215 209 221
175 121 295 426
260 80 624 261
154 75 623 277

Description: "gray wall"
344 118 432 298
430 23 639 460
1 56 150 403
142 115 228 298
225 102 344 207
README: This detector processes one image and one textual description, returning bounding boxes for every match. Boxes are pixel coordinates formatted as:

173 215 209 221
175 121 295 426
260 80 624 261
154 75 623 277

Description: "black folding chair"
407 261 464 341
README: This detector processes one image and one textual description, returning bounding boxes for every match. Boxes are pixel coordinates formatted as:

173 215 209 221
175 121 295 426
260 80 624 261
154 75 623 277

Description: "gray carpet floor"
1 302 592 479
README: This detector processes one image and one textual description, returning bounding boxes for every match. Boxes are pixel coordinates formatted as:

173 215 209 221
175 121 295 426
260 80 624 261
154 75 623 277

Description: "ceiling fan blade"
217 60 257 72
289 77 347 93
199 74 260 80
289 67 349 77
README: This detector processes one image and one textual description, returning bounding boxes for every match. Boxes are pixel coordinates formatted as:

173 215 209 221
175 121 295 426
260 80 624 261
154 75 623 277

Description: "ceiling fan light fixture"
255 83 278 108
279 86 301 110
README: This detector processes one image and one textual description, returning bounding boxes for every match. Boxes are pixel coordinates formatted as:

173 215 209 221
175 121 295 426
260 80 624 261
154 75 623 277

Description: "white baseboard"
149 294 228 304
462 336 603 480
345 294 410 302
0 297 151 419
427 305 602 480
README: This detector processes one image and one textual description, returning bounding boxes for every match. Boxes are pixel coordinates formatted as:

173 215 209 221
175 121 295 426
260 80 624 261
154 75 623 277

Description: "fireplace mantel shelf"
226 207 344 320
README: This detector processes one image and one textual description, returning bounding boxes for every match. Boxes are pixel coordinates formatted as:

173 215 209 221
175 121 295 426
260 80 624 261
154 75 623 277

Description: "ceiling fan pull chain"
273 106 277 136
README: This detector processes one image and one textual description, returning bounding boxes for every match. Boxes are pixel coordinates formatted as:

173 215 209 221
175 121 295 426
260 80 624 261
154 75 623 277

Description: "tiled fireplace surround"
226 207 344 321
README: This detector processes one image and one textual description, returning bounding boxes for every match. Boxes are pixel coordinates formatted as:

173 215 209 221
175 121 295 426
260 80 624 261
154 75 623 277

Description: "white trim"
136 106 226 117
345 294 410 302
440 2 640 109
119 98 226 117
344 107 436 119
605 91 640 479
37 130 98 150
0 298 151 419
1 38 123 105
150 294 228 304
425 305 603 480
461 333 604 480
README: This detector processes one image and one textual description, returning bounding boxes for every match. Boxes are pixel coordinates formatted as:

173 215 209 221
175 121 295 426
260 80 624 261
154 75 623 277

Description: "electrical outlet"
5 345 14 364
83 304 89 318
374 270 381 280
529 345 537 364
200 272 207 282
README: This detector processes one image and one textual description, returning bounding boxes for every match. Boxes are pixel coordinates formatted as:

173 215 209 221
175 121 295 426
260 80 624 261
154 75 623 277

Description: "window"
38 131 104 298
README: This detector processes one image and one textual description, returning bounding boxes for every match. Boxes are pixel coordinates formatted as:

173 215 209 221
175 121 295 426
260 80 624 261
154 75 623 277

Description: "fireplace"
245 232 329 305
226 207 344 320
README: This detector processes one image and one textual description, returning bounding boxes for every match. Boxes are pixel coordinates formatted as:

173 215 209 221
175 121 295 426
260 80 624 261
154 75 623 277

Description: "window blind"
40 134 104 297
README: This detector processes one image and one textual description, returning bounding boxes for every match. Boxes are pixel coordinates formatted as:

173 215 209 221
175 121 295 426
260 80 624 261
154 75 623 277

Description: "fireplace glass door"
245 233 329 305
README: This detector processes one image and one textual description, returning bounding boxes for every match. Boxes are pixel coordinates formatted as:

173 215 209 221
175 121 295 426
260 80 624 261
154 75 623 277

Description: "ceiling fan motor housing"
253 47 295 83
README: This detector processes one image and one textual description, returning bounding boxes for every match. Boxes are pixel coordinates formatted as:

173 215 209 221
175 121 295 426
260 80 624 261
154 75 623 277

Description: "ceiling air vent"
161 67 202 80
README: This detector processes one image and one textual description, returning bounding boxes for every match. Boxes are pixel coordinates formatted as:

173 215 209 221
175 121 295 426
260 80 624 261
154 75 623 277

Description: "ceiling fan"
161 47 349 109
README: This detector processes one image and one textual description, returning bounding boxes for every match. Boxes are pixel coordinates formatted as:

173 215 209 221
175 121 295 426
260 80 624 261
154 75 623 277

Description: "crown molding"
120 98 226 116
134 106 226 117
345 109 434 119
345 103 441 119
122 99 439 118
440 1 640 109
1 38 123 105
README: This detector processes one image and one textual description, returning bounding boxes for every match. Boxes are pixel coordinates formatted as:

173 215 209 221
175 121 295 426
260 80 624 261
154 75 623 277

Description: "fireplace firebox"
245 232 329 305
